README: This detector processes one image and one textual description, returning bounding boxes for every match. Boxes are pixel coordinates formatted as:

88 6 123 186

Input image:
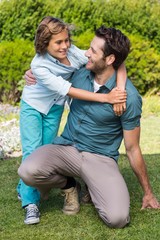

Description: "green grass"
0 96 160 240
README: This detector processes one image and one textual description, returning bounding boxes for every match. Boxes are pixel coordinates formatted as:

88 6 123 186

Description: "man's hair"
35 16 71 55
95 26 130 70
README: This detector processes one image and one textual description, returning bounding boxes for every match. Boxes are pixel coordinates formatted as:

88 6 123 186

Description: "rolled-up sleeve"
121 93 142 130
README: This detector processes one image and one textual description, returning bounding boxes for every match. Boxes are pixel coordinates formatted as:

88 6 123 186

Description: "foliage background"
0 0 160 103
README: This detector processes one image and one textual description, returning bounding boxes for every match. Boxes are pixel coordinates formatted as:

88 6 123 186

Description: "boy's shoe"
62 182 81 215
17 193 21 201
24 204 40 225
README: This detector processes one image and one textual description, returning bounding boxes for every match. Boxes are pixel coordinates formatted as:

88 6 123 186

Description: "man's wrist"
144 189 153 199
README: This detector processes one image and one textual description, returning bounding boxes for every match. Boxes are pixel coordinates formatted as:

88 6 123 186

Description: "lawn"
0 96 160 240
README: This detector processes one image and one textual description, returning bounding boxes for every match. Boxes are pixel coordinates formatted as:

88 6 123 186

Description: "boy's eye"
56 39 69 44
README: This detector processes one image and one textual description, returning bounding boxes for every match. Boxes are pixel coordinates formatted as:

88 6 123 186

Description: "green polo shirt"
53 67 142 161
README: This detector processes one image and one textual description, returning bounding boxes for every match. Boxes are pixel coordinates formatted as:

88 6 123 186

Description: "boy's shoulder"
31 53 56 68
31 53 45 67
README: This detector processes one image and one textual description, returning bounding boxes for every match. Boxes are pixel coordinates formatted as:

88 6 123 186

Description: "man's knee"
99 209 130 228
18 160 36 185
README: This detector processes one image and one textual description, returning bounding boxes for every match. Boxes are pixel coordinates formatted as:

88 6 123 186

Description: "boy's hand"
113 102 126 116
107 87 127 104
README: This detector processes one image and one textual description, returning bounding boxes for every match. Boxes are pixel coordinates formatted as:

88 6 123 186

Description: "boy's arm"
117 63 127 90
24 69 127 104
113 63 127 115
68 87 126 104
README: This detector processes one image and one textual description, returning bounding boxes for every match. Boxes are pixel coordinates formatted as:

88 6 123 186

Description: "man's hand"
24 69 36 85
141 193 160 209
124 127 160 211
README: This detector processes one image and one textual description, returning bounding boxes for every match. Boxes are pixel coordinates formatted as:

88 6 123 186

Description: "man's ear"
106 54 115 66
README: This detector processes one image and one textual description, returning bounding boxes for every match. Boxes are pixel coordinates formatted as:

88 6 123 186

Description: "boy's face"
47 29 70 62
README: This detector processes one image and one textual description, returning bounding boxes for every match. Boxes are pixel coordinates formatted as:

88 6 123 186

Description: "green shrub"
0 0 160 101
0 0 51 41
73 30 94 49
126 34 160 94
1 0 160 52
0 39 34 103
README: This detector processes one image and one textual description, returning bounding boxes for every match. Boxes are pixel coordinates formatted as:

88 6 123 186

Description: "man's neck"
94 68 115 85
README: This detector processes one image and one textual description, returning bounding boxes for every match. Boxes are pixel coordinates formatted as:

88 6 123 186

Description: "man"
18 26 160 228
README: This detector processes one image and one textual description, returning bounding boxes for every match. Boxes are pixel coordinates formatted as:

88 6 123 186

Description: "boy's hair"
35 16 71 54
95 26 130 70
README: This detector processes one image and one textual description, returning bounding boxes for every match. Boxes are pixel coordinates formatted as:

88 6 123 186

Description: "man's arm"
24 69 37 85
123 127 160 209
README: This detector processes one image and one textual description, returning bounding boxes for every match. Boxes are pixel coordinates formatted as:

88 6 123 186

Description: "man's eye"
91 47 96 54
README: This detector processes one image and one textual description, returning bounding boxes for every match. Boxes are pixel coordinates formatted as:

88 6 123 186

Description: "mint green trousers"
17 100 64 207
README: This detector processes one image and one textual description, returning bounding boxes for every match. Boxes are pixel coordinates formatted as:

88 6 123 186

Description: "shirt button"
54 99 56 101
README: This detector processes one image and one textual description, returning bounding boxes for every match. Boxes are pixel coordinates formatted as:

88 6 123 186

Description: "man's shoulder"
124 79 142 114
126 79 141 98
71 67 91 87
72 66 90 79
120 79 142 128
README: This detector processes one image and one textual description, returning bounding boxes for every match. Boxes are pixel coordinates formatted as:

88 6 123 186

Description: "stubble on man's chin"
86 63 93 71
86 64 101 74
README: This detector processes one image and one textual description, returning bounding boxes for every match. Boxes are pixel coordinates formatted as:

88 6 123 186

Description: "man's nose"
85 50 91 58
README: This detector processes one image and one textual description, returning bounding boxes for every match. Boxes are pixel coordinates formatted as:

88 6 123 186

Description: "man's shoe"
62 183 81 215
24 204 40 225
81 186 92 204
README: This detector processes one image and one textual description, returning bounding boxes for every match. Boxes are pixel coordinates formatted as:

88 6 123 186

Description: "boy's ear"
106 54 115 66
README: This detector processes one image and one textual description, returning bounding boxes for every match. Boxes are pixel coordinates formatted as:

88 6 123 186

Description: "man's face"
85 36 106 73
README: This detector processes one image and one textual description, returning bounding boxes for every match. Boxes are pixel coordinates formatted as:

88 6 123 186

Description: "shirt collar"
46 53 60 63
88 70 117 90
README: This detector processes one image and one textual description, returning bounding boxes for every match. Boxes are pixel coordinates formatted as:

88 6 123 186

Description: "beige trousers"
18 144 130 228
